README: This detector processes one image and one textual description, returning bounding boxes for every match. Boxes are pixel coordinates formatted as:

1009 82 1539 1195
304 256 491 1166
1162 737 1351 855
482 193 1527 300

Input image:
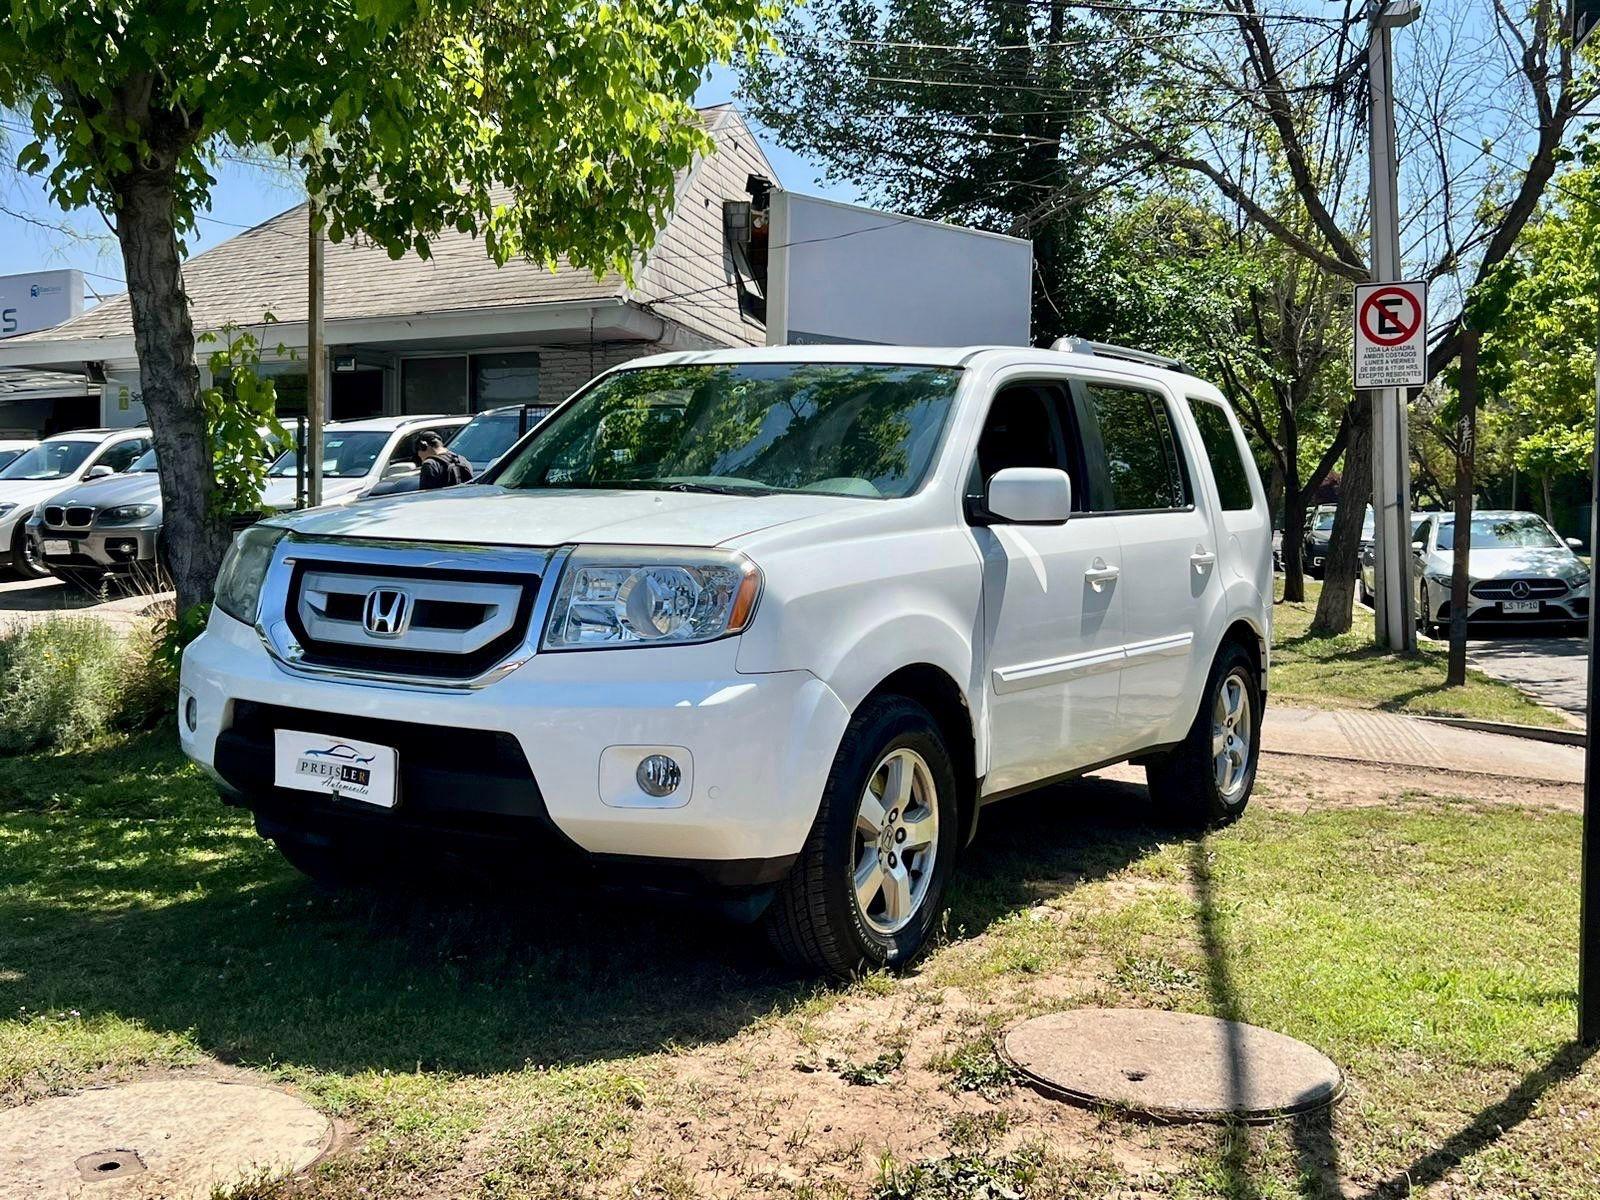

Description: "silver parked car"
1412 510 1590 636
28 446 163 584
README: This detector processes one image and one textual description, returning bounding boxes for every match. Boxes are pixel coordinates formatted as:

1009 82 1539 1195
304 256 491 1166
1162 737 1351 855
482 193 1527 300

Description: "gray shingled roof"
17 198 628 344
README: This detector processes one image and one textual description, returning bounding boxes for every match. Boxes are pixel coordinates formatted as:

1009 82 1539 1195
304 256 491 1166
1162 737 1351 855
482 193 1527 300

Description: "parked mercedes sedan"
1413 510 1589 636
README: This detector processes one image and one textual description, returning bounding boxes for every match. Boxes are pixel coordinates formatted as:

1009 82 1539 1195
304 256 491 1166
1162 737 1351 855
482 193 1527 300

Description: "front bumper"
31 521 158 571
1423 582 1589 626
180 611 850 884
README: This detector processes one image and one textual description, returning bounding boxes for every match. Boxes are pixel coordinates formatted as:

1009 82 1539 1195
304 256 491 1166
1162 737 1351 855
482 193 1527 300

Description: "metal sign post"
1365 0 1421 654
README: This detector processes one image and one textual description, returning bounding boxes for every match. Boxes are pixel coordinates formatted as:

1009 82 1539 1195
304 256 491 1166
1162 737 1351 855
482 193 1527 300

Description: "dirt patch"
1254 752 1581 813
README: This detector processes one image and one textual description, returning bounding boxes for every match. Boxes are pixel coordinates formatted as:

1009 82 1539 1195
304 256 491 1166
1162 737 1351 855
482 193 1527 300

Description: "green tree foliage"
1484 153 1600 495
0 0 776 611
740 0 1169 343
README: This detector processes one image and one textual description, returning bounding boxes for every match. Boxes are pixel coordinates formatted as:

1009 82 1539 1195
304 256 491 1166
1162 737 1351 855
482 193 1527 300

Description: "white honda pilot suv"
180 343 1271 976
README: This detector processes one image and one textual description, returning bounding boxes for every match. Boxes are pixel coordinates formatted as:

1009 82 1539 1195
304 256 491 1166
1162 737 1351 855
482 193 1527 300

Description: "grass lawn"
1271 579 1568 726
2 733 1595 1197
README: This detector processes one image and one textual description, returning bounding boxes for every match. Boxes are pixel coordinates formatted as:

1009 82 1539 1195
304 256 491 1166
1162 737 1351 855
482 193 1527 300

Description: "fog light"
636 753 682 797
183 695 198 733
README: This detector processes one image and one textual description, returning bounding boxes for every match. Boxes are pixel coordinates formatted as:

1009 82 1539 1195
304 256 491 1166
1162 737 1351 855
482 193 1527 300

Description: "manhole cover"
1003 1008 1343 1123
0 1079 332 1198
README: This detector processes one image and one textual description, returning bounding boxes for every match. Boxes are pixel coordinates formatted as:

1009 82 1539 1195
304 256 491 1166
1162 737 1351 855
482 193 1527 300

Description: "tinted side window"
966 382 1076 509
1081 384 1188 512
92 438 148 474
1188 399 1253 511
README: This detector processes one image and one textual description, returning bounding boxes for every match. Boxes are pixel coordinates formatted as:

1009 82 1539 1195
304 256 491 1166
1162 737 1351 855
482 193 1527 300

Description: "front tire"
765 696 958 978
1145 642 1261 828
10 522 48 579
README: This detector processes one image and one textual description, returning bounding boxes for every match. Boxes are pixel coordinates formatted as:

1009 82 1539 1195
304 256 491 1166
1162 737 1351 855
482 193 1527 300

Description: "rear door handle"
1190 547 1217 570
1084 560 1120 590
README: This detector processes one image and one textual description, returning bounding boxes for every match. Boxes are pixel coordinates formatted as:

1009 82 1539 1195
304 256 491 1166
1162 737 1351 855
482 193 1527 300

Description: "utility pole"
1576 0 1600 1054
1366 0 1419 653
306 194 326 508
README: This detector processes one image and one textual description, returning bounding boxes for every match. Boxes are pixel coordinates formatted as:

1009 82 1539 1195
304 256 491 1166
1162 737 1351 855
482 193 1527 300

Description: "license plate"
42 539 73 556
273 730 398 808
1501 600 1540 615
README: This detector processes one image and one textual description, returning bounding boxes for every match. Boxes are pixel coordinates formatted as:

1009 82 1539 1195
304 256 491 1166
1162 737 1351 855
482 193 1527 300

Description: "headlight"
98 503 156 525
0 503 13 520
214 524 288 626
542 547 761 649
1426 573 1453 587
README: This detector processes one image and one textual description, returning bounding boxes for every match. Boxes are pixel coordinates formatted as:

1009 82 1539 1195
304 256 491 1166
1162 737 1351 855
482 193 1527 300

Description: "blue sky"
0 67 857 306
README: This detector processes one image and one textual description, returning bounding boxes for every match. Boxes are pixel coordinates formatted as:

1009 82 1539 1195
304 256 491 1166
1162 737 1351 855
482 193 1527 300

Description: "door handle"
1190 546 1217 571
1084 559 1120 590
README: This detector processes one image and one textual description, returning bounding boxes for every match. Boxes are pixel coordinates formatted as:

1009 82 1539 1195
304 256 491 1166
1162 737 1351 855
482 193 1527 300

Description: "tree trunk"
1446 332 1480 687
113 165 229 616
1309 396 1372 636
1543 474 1554 523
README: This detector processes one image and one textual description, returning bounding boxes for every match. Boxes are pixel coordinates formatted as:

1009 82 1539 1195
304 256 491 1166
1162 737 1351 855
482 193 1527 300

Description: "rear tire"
1145 642 1261 829
765 696 958 978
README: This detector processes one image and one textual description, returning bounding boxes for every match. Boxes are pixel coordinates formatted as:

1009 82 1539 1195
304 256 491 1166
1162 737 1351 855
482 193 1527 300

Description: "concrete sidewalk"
1264 705 1582 784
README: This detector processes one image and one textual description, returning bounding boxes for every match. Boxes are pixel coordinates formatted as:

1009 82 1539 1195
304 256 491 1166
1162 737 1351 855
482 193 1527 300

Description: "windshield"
129 448 159 473
1437 515 1563 551
0 448 25 471
0 439 96 481
451 408 554 465
268 431 390 479
494 363 962 498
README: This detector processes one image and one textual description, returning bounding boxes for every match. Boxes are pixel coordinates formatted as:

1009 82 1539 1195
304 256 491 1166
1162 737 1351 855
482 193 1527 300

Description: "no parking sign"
1354 280 1427 389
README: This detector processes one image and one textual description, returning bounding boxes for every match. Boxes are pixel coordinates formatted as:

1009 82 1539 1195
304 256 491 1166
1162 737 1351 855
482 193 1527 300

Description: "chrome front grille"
65 506 94 528
260 537 556 688
1470 577 1569 600
42 505 64 527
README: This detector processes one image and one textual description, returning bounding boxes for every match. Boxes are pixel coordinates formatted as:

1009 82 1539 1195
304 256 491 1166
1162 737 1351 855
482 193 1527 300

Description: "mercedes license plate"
273 730 398 808
1500 600 1540 615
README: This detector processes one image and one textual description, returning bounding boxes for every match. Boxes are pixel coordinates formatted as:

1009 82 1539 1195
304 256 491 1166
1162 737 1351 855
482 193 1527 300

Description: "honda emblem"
363 587 412 637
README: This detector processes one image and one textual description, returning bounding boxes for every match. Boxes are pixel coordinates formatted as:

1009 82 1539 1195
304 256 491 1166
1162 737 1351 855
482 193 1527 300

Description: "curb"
1414 715 1586 747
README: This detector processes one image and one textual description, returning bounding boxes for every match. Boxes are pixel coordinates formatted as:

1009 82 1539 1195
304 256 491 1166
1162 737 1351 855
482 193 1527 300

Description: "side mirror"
985 467 1072 525
383 462 418 480
84 464 114 479
1412 540 1425 552
1567 537 1584 551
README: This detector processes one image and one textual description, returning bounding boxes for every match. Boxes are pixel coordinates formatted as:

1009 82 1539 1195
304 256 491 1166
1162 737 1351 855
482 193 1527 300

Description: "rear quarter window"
1187 398 1255 511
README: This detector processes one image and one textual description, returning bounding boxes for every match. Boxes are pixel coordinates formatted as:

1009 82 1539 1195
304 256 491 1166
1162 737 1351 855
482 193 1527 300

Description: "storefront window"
472 352 541 410
402 356 469 415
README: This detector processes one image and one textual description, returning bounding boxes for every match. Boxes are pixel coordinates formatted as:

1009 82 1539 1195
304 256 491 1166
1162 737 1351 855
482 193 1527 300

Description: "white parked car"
0 428 152 577
179 344 1272 975
1413 509 1590 636
259 415 469 510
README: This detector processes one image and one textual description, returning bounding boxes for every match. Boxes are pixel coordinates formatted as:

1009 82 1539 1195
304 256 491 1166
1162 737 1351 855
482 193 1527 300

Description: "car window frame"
961 375 1087 525
1185 395 1255 513
1067 376 1197 518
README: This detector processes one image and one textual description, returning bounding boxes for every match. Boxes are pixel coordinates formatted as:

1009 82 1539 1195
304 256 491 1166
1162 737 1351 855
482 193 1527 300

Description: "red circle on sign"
1360 287 1422 347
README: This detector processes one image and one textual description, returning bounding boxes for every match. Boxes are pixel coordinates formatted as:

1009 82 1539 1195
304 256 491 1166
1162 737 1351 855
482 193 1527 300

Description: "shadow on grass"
0 734 1170 1079
1355 1039 1595 1200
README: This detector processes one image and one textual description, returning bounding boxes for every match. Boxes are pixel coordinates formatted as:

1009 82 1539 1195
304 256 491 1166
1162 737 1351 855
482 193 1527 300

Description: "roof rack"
1050 337 1189 375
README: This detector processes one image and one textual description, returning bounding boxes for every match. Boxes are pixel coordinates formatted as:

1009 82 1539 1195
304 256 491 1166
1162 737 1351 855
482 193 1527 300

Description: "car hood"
1449 546 1588 582
40 472 162 511
269 485 863 549
0 475 92 509
259 475 369 511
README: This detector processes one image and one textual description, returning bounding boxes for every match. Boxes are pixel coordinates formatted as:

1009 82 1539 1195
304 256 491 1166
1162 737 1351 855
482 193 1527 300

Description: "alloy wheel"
1211 669 1253 801
852 747 940 935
